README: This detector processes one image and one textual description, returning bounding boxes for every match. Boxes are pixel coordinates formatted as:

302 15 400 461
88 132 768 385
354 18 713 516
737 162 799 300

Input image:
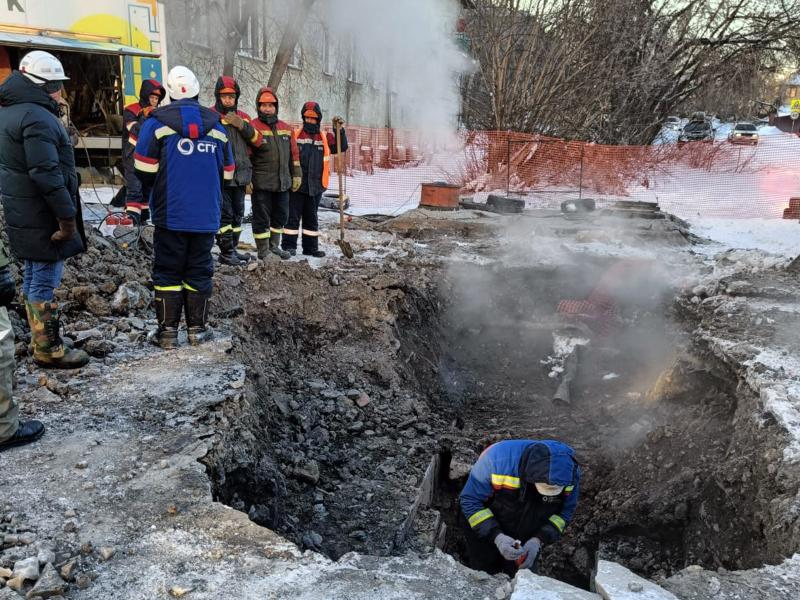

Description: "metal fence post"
578 144 585 200
506 133 511 198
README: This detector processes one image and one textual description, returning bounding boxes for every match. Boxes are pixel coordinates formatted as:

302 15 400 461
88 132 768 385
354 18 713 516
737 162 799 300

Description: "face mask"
42 80 63 94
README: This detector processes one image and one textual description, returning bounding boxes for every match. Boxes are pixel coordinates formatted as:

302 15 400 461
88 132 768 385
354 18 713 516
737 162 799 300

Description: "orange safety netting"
316 125 800 220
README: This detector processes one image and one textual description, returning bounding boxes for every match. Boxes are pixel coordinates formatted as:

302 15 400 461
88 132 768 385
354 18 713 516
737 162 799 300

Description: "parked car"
728 122 759 146
665 116 681 130
678 118 714 145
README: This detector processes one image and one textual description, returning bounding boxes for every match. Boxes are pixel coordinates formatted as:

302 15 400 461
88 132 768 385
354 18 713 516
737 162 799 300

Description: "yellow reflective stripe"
182 282 198 292
223 169 234 180
155 125 176 139
253 232 271 239
208 128 228 143
134 158 158 173
232 226 242 233
261 130 273 137
468 508 494 528
270 227 283 234
218 225 233 234
250 130 261 144
283 228 300 235
549 515 566 533
277 129 292 136
302 229 320 237
491 474 521 490
564 485 574 493
155 285 182 292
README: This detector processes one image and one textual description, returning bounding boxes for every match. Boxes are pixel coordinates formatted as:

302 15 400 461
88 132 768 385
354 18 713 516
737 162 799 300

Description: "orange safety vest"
320 131 331 190
297 128 332 190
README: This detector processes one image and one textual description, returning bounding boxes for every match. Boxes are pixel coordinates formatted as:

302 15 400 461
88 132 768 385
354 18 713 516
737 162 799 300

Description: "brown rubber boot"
27 301 90 369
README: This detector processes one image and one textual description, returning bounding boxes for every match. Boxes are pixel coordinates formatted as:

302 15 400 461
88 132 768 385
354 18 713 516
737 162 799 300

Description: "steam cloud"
324 0 470 131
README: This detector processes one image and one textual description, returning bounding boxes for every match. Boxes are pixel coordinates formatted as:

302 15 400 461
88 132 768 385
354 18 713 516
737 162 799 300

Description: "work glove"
224 112 244 130
291 176 302 192
517 537 541 570
51 217 77 242
494 533 525 562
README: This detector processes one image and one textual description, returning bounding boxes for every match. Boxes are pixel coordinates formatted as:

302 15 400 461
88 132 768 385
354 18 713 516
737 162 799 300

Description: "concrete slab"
512 569 600 599
594 560 679 600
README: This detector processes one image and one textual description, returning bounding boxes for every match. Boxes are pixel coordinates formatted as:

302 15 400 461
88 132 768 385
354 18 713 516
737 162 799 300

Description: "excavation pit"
202 254 798 591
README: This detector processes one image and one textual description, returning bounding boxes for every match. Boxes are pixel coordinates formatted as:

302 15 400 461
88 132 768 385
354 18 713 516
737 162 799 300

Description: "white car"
728 122 759 145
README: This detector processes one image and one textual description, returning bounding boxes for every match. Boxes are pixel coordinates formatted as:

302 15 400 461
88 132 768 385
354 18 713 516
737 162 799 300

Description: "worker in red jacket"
210 75 261 265
122 79 165 224
248 87 301 260
283 102 348 257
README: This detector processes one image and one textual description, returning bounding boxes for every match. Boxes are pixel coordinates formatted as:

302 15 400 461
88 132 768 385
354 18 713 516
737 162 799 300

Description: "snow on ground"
687 217 798 257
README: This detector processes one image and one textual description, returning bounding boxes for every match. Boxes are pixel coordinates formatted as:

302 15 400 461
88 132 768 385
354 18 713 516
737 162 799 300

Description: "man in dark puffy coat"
122 79 165 224
210 75 261 265
283 102 348 258
460 439 581 576
0 50 89 370
134 66 234 349
249 86 301 260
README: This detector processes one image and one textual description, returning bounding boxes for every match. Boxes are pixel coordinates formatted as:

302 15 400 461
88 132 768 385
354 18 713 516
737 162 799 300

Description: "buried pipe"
552 344 581 406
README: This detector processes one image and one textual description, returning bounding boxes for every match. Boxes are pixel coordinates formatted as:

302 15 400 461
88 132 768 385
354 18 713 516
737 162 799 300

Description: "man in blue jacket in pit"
460 439 581 575
134 66 234 349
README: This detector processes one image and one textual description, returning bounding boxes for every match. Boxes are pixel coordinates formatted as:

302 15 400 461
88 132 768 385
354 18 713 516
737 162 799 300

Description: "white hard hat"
19 50 69 84
166 65 200 100
534 482 565 496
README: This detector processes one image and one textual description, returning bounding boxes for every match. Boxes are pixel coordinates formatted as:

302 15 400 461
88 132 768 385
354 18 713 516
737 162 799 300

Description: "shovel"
334 119 353 259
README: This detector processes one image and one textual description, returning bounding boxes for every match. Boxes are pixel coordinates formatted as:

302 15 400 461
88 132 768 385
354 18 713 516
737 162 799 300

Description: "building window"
238 6 267 60
189 0 209 46
288 43 303 70
322 26 334 75
347 39 364 84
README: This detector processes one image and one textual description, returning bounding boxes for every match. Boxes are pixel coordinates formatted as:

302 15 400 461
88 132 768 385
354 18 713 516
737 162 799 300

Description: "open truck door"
0 1 166 171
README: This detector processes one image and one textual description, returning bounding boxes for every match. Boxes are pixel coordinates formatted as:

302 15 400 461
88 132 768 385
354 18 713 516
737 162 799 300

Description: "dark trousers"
252 190 289 241
461 513 528 577
283 192 321 252
220 185 246 235
124 165 149 219
153 227 215 296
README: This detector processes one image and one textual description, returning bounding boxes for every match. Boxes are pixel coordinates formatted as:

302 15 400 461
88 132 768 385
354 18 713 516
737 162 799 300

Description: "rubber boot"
217 232 242 266
255 237 272 260
232 230 252 262
302 236 326 258
270 234 291 260
151 290 182 349
184 290 212 346
23 296 73 353
26 301 90 369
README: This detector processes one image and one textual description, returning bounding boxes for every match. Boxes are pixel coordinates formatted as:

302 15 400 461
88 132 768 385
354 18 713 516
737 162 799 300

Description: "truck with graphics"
0 1 167 167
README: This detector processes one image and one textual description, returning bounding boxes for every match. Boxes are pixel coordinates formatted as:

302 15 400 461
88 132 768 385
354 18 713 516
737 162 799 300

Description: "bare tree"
267 0 317 89
463 0 800 143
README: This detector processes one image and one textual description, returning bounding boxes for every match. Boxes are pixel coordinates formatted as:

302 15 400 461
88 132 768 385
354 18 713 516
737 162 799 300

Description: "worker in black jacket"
283 102 348 257
0 50 89 370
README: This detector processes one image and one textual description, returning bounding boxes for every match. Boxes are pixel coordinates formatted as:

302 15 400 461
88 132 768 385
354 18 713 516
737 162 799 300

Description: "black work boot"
303 237 325 258
232 230 252 262
151 290 183 349
303 249 326 258
217 232 242 266
184 291 212 345
270 234 291 260
0 420 45 452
